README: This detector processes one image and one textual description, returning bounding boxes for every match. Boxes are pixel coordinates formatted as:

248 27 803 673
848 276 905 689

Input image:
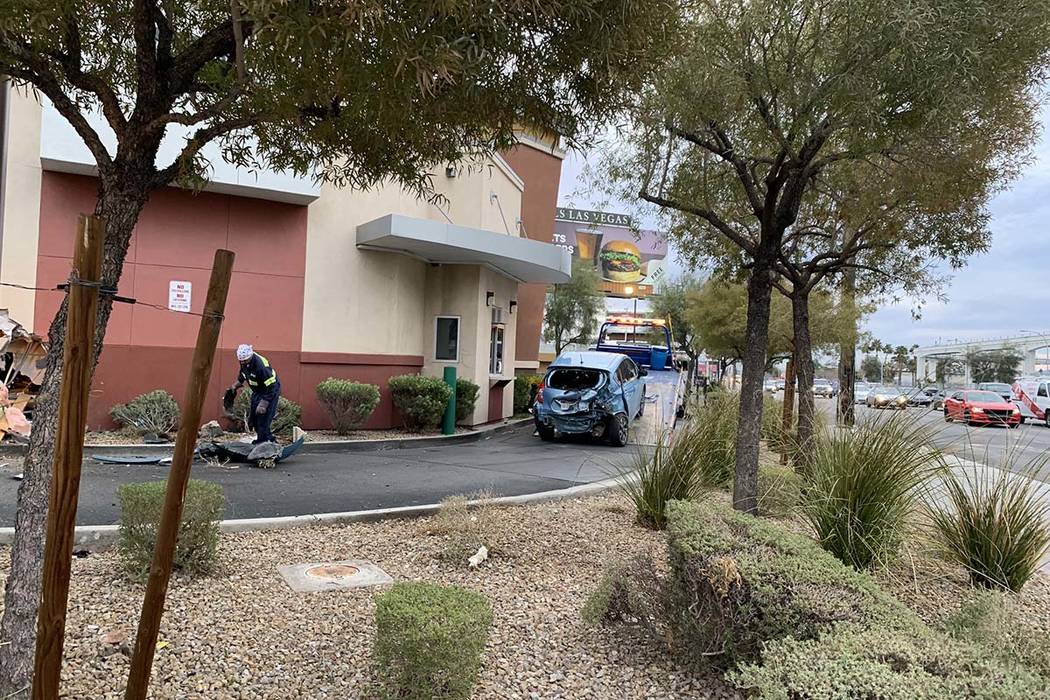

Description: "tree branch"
639 188 757 255
152 115 261 186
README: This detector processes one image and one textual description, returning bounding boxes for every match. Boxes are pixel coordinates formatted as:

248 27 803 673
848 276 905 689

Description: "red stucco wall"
35 172 422 429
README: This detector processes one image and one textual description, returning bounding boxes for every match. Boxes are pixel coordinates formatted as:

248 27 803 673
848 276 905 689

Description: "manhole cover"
306 564 359 580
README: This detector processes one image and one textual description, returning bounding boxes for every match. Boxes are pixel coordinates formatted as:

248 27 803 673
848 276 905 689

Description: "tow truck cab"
594 317 674 370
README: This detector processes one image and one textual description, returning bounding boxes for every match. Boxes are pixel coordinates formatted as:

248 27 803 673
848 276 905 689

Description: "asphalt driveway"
0 425 641 526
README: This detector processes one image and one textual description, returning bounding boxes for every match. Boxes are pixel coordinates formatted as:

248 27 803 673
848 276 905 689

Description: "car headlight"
1012 408 1020 415
972 407 984 413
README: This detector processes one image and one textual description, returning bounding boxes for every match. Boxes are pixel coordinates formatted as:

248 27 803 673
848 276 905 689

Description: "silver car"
854 382 871 404
865 385 908 409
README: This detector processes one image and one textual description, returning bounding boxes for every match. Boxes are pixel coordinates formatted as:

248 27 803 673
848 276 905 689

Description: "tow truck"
591 316 684 435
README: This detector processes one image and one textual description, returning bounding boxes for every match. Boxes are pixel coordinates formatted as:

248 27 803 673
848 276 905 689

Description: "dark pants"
249 389 280 443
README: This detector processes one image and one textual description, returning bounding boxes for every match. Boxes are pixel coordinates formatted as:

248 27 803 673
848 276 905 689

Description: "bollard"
442 366 457 435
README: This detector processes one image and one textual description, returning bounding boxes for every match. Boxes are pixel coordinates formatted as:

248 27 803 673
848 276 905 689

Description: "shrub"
232 391 302 437
943 589 1050 680
373 582 492 700
425 492 501 561
689 391 739 485
513 374 543 414
664 499 908 667
110 389 180 436
801 413 940 569
388 374 453 431
315 378 380 434
730 619 1048 699
925 450 1050 592
454 378 480 424
618 436 701 530
757 464 801 517
117 479 225 581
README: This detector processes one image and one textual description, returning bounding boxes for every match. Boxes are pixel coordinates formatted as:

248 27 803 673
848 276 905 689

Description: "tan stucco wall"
302 155 525 364
0 87 43 326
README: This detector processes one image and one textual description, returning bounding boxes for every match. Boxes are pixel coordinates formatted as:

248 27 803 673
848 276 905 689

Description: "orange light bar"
606 316 667 326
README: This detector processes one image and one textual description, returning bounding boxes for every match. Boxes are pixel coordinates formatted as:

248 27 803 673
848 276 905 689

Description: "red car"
943 390 1021 428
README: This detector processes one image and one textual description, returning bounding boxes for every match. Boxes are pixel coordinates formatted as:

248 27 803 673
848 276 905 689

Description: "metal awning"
356 214 572 284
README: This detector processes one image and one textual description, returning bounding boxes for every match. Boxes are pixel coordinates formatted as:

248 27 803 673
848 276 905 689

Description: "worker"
228 344 281 444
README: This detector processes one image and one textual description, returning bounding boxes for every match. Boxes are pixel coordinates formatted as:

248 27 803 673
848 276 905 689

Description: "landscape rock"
199 420 224 438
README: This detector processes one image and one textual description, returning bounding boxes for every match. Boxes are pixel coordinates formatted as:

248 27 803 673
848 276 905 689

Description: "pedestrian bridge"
913 333 1050 383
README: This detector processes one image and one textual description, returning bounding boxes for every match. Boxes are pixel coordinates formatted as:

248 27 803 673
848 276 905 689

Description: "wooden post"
124 249 234 700
32 214 105 699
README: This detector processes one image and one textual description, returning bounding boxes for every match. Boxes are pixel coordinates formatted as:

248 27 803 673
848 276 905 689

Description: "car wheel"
606 413 629 447
1009 421 1020 429
964 411 978 427
1045 411 1050 429
944 408 951 423
534 417 555 442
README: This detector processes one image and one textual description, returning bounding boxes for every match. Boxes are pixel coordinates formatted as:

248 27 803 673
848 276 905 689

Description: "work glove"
255 399 269 415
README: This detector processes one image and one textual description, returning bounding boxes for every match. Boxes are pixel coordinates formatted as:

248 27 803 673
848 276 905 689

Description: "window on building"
489 324 505 375
435 316 459 361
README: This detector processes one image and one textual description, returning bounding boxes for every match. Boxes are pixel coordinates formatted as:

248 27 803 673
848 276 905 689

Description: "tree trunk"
0 184 149 695
837 270 857 427
780 352 795 466
732 262 775 514
792 288 816 467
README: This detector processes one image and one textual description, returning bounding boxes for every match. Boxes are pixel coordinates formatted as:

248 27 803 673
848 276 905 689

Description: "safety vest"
246 354 278 390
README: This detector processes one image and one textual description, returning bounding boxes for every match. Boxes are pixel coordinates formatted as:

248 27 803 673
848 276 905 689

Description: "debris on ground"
199 420 224 439
0 309 45 441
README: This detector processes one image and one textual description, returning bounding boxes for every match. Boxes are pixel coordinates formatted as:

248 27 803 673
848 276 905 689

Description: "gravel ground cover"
0 494 732 699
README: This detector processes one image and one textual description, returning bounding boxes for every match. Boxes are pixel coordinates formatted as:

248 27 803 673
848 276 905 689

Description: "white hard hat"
236 344 253 361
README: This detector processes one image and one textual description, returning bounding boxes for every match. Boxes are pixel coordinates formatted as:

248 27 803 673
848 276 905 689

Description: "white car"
854 382 871 404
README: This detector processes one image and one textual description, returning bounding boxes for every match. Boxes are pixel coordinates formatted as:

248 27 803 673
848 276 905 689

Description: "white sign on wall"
168 281 192 312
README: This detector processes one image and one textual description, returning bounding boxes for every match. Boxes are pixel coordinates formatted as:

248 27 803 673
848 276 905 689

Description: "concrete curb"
0 417 533 457
0 473 625 550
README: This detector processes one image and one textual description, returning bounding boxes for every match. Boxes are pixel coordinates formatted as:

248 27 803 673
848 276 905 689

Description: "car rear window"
546 368 605 391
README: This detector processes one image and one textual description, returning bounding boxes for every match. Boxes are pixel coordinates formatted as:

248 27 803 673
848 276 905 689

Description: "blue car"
533 351 647 446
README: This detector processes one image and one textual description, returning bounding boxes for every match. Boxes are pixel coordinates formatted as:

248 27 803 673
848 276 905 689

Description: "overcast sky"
558 109 1050 349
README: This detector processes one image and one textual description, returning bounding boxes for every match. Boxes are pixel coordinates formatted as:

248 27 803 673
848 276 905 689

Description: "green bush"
454 378 480 424
110 389 180 436
315 378 380 434
757 464 802 517
373 582 492 700
689 391 739 486
730 619 1047 699
232 391 302 437
943 589 1050 680
801 413 940 569
664 499 908 666
925 450 1050 591
513 374 543 414
117 479 225 581
388 374 453 431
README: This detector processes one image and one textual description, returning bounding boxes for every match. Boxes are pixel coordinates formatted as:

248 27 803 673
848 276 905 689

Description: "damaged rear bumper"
535 408 612 436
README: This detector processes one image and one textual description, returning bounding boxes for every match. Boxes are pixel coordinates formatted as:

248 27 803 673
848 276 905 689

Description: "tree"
651 274 702 387
604 0 1050 512
861 355 883 384
965 347 1023 384
0 0 678 688
543 259 604 355
935 357 965 386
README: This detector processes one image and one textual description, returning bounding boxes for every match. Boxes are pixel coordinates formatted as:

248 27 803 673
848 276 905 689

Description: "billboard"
552 207 669 297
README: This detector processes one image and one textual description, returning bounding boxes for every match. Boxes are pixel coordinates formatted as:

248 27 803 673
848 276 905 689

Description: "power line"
0 280 221 320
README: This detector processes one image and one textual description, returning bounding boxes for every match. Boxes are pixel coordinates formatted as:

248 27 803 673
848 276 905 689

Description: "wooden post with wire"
124 249 234 700
32 214 105 699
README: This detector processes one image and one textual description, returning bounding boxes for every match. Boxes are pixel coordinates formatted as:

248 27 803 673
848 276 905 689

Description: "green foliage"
965 347 1024 384
757 464 801 517
513 374 543 414
581 562 634 626
925 451 1050 592
454 378 479 424
664 499 909 667
110 390 180 436
618 435 701 530
426 493 502 561
389 374 453 431
730 620 1048 699
801 413 940 570
373 582 492 700
117 480 225 582
651 274 703 361
543 258 604 354
943 589 1050 681
315 378 380 434
233 391 302 437
861 355 883 383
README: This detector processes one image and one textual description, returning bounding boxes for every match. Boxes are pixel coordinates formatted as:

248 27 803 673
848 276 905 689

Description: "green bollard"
442 366 457 435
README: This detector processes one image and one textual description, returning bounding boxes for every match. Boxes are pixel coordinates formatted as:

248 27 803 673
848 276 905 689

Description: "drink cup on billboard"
574 228 603 266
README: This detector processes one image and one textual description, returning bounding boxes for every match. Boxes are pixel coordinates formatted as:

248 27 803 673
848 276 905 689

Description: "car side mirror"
640 367 649 377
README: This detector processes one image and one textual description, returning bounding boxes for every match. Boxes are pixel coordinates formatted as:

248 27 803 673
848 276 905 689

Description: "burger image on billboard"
599 240 643 282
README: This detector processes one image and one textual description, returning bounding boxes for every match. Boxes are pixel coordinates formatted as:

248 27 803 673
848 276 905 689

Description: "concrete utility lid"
278 559 393 593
